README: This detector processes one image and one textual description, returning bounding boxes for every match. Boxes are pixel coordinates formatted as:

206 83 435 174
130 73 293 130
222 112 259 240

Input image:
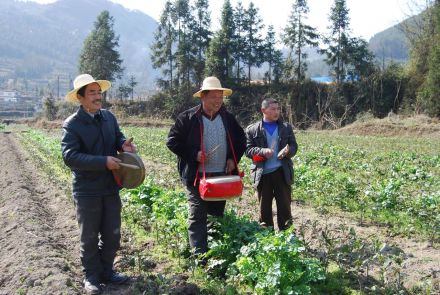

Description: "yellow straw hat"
193 76 232 97
65 74 111 102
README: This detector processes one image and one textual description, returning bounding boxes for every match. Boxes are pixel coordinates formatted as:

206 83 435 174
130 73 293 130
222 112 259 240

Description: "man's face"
78 83 102 113
201 90 224 116
262 103 280 122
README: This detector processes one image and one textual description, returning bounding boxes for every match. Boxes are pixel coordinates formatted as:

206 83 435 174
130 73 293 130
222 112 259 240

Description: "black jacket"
61 106 126 197
245 119 298 187
166 104 246 185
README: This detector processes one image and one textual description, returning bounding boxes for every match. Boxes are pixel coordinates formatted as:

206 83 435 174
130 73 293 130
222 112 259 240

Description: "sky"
21 0 426 41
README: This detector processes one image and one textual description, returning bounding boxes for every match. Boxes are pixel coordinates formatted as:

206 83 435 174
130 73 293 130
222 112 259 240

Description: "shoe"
83 278 101 294
102 272 129 284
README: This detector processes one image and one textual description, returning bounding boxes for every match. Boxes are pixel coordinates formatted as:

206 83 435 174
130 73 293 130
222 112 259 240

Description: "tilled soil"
0 132 80 294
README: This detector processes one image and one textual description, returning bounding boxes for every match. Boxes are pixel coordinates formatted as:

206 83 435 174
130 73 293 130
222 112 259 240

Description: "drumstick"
206 144 220 157
126 137 133 144
119 162 140 170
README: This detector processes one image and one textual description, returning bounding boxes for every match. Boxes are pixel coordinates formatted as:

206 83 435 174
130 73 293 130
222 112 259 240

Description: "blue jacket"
61 106 126 197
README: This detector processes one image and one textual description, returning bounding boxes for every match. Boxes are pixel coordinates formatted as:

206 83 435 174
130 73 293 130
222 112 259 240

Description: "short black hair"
261 97 279 109
77 85 88 98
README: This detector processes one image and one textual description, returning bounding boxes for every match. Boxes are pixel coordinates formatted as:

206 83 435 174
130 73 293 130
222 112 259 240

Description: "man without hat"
245 98 298 231
166 76 246 263
61 74 135 294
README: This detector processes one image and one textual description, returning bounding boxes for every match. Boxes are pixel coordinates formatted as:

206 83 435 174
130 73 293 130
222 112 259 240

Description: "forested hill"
0 0 416 93
0 0 157 91
368 18 420 63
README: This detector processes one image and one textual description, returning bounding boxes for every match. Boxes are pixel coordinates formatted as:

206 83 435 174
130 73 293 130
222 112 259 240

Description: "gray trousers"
73 194 122 281
186 182 226 255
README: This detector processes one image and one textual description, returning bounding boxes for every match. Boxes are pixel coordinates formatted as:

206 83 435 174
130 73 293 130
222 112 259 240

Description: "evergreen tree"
79 11 123 84
43 93 57 121
191 0 211 86
263 25 283 85
322 0 351 84
346 37 375 79
282 0 319 82
233 1 246 82
128 75 138 100
205 0 235 81
242 2 264 84
151 1 176 91
174 0 193 89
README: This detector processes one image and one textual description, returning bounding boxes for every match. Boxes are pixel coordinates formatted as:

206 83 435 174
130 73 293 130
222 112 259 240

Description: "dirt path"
0 132 81 294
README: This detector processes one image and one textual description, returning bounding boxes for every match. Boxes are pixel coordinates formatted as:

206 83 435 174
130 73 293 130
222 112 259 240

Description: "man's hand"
106 156 121 170
277 144 290 159
262 148 274 159
225 159 235 174
196 151 205 162
122 137 137 153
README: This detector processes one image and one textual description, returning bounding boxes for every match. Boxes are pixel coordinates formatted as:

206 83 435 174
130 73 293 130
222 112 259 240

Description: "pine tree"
282 0 319 82
322 0 351 84
191 0 211 86
174 0 194 90
151 1 176 91
242 2 264 84
233 1 246 82
128 75 138 100
263 25 283 85
79 11 123 84
205 0 235 81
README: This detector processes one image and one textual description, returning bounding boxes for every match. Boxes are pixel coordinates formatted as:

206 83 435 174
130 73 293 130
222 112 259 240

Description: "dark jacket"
245 119 298 187
61 106 126 197
166 104 246 185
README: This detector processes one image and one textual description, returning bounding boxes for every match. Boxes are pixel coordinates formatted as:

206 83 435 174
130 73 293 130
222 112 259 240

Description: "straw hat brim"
193 87 232 98
65 80 111 102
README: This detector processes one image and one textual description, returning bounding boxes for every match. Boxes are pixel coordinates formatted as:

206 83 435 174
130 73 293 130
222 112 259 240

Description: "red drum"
199 175 243 201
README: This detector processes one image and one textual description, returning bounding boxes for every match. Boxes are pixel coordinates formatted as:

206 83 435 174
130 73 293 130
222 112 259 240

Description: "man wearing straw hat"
245 97 298 231
166 76 246 264
61 74 135 294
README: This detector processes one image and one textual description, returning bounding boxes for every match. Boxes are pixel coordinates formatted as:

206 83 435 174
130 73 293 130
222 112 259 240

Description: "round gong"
113 152 146 189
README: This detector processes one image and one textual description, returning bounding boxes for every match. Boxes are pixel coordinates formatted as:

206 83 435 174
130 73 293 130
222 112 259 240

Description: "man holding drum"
166 76 246 263
245 98 298 231
61 74 136 294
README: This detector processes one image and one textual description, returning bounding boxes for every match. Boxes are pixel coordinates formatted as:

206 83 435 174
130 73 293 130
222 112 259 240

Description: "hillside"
0 0 157 94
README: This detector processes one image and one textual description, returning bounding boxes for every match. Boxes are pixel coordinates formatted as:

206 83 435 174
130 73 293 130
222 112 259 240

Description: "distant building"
0 90 20 102
311 76 334 84
311 75 359 84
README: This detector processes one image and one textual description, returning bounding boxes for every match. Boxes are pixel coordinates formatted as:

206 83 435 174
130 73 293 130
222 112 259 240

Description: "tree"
205 0 235 81
412 1 440 117
43 93 57 121
191 0 211 86
263 25 283 85
282 0 319 82
128 75 138 100
322 0 351 84
242 2 264 84
151 1 176 91
79 11 123 87
174 0 193 89
232 1 246 82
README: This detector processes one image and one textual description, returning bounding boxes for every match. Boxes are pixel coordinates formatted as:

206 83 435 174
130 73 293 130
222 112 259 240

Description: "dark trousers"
73 194 122 281
186 182 226 255
257 167 292 230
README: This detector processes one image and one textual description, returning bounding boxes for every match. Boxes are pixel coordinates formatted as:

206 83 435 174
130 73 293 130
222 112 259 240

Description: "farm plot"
17 127 439 294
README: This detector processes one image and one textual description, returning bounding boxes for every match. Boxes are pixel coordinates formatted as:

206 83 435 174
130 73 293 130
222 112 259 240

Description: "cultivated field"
0 123 438 294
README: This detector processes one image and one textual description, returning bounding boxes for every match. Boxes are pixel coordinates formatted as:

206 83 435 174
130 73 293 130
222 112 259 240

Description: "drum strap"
194 123 241 187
